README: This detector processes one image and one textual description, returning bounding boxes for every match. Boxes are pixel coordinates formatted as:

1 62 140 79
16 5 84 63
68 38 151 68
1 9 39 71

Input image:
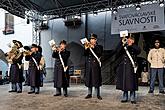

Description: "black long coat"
84 45 103 88
26 52 42 87
52 49 70 88
9 53 24 83
115 42 141 91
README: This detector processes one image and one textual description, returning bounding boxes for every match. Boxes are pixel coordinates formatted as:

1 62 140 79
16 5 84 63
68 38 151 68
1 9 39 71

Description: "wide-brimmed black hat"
60 40 67 45
12 40 23 48
24 46 31 51
31 44 38 48
128 33 135 40
90 33 97 40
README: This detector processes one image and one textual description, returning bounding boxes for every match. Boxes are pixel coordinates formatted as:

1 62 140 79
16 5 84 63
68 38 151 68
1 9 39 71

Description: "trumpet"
51 44 60 52
84 42 90 49
84 42 94 49
23 50 31 56
122 37 128 46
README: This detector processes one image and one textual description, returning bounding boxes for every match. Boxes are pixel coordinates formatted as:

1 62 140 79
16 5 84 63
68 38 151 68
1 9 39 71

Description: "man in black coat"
7 40 24 93
26 44 42 94
115 35 141 104
52 40 70 97
84 34 103 100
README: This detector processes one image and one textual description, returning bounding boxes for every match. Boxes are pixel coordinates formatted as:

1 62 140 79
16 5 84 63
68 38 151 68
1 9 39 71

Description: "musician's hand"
90 44 94 48
52 46 57 51
58 47 62 52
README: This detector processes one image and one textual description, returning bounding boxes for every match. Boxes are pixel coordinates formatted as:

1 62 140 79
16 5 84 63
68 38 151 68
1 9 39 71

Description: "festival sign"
111 3 165 34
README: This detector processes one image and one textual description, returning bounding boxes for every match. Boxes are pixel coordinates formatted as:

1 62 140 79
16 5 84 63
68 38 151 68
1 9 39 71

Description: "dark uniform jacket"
26 51 42 87
9 53 24 83
115 41 141 91
52 49 70 88
84 45 103 88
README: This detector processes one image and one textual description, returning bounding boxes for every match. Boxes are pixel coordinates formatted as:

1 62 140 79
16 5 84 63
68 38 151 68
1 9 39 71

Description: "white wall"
0 9 33 53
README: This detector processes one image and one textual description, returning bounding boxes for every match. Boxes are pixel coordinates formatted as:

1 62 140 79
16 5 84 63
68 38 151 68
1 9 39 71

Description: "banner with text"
111 3 165 34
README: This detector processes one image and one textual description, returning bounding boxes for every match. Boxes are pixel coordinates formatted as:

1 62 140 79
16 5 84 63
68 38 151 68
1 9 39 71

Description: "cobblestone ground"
0 83 164 110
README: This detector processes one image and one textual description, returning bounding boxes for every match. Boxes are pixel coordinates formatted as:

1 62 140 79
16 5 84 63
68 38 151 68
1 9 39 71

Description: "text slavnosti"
118 11 156 26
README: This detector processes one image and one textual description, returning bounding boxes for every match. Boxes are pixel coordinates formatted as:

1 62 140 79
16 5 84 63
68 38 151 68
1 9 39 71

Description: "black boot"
85 94 92 99
97 95 102 100
130 91 136 104
121 91 128 103
28 91 35 94
9 90 17 93
63 87 68 97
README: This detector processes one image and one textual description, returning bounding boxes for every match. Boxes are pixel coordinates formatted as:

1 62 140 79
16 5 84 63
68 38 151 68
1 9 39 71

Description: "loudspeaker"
64 18 82 27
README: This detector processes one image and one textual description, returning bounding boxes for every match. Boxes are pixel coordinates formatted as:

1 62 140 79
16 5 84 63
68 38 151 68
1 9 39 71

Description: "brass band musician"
115 34 141 104
84 34 103 100
6 40 24 93
25 44 42 94
52 40 70 97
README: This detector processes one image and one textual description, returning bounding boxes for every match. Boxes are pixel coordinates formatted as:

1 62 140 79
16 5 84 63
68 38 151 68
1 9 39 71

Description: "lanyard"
124 46 137 73
89 48 101 67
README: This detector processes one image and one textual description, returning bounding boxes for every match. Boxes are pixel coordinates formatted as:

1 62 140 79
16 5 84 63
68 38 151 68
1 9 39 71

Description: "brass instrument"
23 50 31 56
6 48 22 64
6 40 23 64
84 42 91 49
122 37 128 46
84 42 95 49
120 30 129 46
51 44 58 51
49 39 60 51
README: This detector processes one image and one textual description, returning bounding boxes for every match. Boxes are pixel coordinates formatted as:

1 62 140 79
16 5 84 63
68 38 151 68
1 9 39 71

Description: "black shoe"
159 91 165 94
97 96 102 100
28 91 35 94
35 92 39 94
17 91 22 93
148 90 153 93
85 94 92 99
64 94 68 97
121 99 128 103
131 101 136 104
54 94 61 96
9 90 17 93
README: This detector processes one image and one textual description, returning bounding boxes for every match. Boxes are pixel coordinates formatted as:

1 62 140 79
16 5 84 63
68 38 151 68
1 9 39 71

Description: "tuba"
6 40 23 64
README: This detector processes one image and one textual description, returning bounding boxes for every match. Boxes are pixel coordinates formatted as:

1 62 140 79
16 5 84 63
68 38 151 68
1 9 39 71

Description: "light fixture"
159 0 164 7
113 8 118 14
136 4 141 10
93 11 98 16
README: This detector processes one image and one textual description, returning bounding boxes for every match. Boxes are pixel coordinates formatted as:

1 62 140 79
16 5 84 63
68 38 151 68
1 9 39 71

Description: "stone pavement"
0 83 164 110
